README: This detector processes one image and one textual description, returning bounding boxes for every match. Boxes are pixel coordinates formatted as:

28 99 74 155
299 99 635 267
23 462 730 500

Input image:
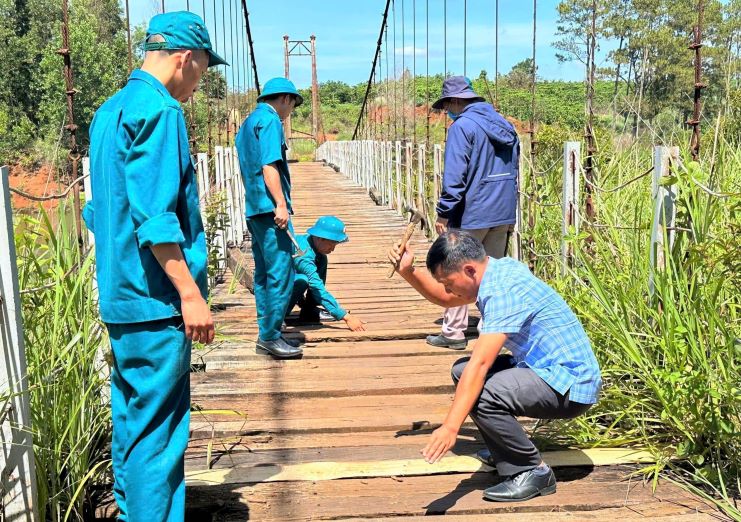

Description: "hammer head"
404 206 424 225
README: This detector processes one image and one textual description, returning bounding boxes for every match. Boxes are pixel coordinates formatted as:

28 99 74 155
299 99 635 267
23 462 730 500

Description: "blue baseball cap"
432 76 484 109
257 77 304 107
308 216 348 243
143 11 228 67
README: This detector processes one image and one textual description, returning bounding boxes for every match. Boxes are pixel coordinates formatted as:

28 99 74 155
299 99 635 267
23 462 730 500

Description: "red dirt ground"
7 164 62 212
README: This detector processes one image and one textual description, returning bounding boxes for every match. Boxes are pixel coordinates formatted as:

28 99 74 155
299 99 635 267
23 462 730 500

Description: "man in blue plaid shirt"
388 230 601 502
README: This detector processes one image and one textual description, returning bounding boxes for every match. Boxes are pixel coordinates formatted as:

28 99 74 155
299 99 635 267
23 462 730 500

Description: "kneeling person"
287 216 365 332
388 231 601 502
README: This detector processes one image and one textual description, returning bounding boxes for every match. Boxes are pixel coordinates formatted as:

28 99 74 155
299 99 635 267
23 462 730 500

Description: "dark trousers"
452 355 591 476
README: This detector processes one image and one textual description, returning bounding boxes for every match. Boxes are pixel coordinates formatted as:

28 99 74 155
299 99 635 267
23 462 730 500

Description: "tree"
505 59 536 90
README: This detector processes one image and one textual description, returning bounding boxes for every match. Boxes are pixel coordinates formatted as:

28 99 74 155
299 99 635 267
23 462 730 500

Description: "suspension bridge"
0 0 729 519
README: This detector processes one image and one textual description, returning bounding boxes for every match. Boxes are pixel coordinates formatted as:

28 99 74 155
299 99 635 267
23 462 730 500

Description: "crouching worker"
388 231 601 502
286 216 366 332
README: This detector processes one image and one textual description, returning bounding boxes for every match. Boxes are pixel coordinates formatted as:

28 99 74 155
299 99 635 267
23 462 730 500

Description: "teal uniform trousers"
107 318 190 522
247 214 295 341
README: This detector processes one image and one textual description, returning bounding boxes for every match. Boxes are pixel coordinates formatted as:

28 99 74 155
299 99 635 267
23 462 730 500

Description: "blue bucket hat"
307 216 348 243
143 11 228 67
257 77 304 107
432 76 484 109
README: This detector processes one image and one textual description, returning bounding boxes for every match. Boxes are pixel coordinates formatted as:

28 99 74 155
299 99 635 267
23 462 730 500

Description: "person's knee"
451 356 471 384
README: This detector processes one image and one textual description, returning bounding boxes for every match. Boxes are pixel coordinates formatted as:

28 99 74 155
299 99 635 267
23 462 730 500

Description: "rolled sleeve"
258 117 285 169
135 212 186 247
481 291 531 334
124 107 186 247
436 123 471 218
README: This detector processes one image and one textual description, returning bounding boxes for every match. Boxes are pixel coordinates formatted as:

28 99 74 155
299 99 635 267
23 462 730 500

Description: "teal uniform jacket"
235 102 292 218
236 102 295 341
82 69 207 324
292 234 347 320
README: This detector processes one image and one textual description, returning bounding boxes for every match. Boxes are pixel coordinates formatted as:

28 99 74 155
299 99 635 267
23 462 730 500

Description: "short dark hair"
426 230 486 275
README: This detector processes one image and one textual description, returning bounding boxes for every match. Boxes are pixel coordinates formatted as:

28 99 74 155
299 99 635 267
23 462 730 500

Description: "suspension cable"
241 0 261 95
352 0 393 140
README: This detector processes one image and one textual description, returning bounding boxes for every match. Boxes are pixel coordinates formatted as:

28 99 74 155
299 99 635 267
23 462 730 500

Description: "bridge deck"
182 162 715 521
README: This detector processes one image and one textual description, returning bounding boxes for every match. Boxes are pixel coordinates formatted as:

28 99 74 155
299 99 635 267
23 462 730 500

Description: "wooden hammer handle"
388 220 419 278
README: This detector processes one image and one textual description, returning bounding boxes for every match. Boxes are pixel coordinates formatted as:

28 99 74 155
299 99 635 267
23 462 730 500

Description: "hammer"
387 208 424 278
285 228 306 258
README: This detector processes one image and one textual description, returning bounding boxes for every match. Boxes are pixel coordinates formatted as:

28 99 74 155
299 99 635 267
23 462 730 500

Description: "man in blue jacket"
83 12 224 521
427 76 520 350
236 77 304 359
286 216 366 332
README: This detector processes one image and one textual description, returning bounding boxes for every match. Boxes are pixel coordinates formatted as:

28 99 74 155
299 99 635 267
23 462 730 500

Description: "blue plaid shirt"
476 257 602 404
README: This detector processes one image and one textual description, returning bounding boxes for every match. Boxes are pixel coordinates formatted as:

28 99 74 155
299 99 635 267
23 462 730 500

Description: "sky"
128 0 612 89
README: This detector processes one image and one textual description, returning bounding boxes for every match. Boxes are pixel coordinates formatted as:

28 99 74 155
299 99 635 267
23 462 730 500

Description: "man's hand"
387 241 415 274
343 313 366 332
421 424 459 464
181 293 215 344
435 216 449 236
273 205 289 229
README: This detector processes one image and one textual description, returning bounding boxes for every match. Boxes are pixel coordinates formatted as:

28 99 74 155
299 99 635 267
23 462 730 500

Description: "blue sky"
128 0 609 89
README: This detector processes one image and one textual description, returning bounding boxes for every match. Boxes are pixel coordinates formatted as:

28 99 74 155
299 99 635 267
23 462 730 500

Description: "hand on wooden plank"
387 240 415 275
421 424 459 464
343 313 366 332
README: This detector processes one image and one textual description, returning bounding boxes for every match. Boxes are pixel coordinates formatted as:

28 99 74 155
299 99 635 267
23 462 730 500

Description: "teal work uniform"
83 69 205 522
287 234 347 320
236 103 295 341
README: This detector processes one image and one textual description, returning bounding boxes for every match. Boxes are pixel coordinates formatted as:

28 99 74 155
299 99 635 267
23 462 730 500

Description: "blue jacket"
293 234 346 320
83 70 207 324
436 102 519 229
235 103 293 218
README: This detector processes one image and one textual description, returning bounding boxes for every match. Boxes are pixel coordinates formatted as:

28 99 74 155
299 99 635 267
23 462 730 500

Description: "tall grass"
528 136 740 518
14 203 110 521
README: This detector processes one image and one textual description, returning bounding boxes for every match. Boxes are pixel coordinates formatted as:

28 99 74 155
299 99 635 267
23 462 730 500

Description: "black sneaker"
483 466 556 502
426 334 467 350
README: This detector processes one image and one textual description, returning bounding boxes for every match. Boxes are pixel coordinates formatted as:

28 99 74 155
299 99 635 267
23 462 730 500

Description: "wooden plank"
184 449 656 485
0 166 39 520
188 391 460 437
183 466 713 521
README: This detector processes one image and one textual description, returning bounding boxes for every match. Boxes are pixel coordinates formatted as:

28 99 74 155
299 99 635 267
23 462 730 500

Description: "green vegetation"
14 205 109 521
518 137 740 518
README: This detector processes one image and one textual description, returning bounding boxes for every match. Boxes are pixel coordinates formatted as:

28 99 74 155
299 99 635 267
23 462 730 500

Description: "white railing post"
0 166 39 521
214 146 227 273
404 142 413 211
394 141 402 214
649 145 679 296
417 144 426 224
385 142 393 209
561 142 581 276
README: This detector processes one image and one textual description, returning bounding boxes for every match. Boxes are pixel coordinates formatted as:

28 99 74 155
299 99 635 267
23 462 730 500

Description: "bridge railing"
316 140 444 239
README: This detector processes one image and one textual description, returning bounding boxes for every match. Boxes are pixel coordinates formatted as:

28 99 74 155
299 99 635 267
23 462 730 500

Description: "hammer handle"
388 221 418 278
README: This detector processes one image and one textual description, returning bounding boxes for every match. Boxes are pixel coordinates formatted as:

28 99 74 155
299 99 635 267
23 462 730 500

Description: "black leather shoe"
281 335 303 348
426 334 467 350
483 467 556 502
475 448 497 468
256 338 303 359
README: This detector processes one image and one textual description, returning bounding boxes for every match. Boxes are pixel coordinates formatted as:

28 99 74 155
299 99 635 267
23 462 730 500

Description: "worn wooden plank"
185 450 656 485
184 467 714 521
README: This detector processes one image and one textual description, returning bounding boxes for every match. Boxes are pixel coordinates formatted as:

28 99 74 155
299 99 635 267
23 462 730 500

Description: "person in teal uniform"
236 77 304 359
286 216 366 331
82 12 225 522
